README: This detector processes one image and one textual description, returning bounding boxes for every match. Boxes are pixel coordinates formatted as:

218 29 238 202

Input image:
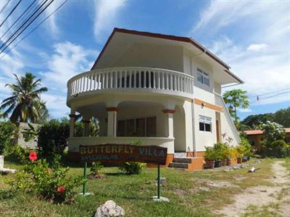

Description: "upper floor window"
199 115 212 132
197 68 210 87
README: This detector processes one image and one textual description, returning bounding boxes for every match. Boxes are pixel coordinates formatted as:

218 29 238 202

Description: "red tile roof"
245 128 290 135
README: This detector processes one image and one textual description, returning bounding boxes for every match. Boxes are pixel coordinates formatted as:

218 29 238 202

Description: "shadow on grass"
104 172 128 176
0 190 16 200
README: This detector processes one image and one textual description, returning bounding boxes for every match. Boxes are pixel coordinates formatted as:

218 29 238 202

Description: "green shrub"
9 153 85 203
0 121 17 155
270 140 287 157
90 162 103 175
240 137 252 156
235 144 246 158
37 118 97 158
204 147 216 161
119 162 145 175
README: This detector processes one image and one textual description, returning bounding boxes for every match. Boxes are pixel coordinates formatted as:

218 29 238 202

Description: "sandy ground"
217 161 290 217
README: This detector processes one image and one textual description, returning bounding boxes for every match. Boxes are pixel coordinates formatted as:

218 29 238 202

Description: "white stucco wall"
109 43 184 72
193 104 217 151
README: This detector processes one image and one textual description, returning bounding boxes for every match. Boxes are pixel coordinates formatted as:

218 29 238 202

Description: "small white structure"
0 155 16 174
66 28 243 169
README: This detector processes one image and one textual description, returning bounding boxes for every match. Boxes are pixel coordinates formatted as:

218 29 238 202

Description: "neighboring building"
66 28 243 170
17 122 40 149
245 128 290 151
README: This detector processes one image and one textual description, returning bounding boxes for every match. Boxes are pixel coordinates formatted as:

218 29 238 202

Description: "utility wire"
247 88 290 99
0 0 11 16
0 0 38 41
0 0 69 60
0 0 54 54
250 90 290 103
0 0 50 50
0 0 22 28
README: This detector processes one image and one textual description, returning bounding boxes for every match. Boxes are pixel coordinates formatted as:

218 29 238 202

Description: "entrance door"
216 120 220 142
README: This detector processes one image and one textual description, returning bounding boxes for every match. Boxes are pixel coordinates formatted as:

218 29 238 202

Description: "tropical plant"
0 73 48 123
90 162 104 176
119 162 145 175
223 89 249 126
9 152 85 203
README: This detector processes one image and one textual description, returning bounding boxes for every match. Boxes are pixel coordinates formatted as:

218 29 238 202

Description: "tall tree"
223 89 249 126
241 113 275 129
274 107 290 128
0 73 48 123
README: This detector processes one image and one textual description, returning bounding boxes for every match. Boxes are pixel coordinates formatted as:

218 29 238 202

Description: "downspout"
191 98 196 157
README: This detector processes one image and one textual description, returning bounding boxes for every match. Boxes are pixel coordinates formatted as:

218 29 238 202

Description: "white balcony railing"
67 67 194 99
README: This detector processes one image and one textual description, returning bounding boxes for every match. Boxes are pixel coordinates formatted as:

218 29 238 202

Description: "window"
199 115 212 132
117 117 156 137
197 68 210 87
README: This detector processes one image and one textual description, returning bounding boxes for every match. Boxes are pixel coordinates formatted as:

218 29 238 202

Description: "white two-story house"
66 28 243 170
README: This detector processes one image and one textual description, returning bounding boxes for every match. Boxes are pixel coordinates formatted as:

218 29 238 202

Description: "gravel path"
217 161 290 217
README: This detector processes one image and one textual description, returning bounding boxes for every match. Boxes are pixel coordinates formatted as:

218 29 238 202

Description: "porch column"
69 110 76 137
82 119 90 137
106 107 118 137
163 109 175 138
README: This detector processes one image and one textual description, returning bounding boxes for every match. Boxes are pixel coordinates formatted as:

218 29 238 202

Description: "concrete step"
169 162 189 169
173 158 192 163
174 152 187 158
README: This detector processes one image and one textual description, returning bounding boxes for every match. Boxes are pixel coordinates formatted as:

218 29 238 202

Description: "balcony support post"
163 109 175 138
106 107 118 137
82 119 91 137
69 109 76 137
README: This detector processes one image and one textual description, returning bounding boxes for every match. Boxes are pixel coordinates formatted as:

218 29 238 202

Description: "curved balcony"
67 67 194 103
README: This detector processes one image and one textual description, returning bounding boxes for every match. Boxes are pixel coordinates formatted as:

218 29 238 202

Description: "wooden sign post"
79 144 168 200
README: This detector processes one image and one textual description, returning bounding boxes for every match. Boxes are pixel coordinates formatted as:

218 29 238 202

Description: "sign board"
79 144 167 165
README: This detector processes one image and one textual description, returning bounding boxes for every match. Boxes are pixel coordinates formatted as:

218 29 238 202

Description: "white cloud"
41 41 97 92
94 0 127 41
247 44 268 51
195 0 290 106
42 93 68 118
39 41 97 118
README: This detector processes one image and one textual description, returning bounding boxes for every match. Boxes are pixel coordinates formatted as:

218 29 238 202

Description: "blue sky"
0 0 289 120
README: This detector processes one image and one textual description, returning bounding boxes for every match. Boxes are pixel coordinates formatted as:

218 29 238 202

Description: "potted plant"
236 145 246 164
221 144 231 166
204 147 216 169
213 143 223 167
227 147 237 166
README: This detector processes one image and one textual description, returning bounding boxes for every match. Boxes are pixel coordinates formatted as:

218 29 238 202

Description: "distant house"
245 128 290 150
66 28 243 170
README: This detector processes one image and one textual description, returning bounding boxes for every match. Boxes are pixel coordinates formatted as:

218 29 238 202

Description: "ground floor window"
199 115 212 132
117 117 156 137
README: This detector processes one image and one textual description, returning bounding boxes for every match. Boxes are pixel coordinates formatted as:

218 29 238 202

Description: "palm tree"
0 72 48 123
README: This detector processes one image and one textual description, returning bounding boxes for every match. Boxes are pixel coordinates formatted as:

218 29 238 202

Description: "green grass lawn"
0 159 277 217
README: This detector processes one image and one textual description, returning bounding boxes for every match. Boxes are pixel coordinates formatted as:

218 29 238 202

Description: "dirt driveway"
218 161 290 217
